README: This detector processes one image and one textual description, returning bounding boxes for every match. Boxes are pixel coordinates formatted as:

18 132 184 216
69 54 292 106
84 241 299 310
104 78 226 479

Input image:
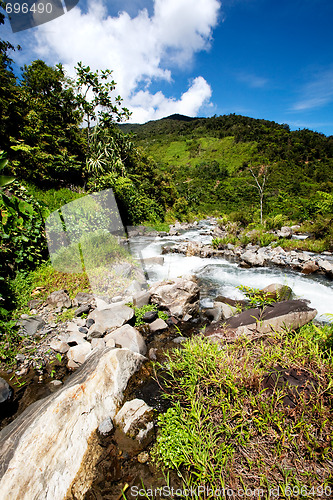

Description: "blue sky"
2 0 333 135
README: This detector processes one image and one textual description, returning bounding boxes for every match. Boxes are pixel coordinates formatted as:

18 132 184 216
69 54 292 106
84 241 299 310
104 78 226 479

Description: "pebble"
137 451 149 464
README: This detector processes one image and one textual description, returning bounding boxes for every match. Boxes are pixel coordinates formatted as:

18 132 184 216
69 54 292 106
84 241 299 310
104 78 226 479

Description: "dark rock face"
0 378 13 405
205 300 317 339
142 311 158 323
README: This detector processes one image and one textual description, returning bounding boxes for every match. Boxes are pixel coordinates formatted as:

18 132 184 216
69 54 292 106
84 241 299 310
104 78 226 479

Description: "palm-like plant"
0 151 15 189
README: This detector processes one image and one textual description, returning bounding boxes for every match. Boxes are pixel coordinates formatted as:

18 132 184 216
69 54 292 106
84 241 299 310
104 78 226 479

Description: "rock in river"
205 300 317 340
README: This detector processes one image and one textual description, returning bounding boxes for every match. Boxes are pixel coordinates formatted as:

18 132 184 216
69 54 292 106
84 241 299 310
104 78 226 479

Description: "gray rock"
205 300 317 340
0 378 12 404
46 290 72 309
242 250 265 267
260 283 292 301
85 318 95 329
15 354 26 363
49 340 70 354
49 380 63 392
104 325 146 355
173 336 187 344
114 398 154 445
87 304 134 339
277 226 293 238
91 338 106 350
133 291 151 308
149 276 200 318
98 417 113 436
149 318 168 332
74 304 91 317
73 292 94 306
78 327 88 335
67 332 87 345
148 348 158 360
302 261 319 275
18 316 45 337
0 348 145 499
317 259 333 275
67 342 92 366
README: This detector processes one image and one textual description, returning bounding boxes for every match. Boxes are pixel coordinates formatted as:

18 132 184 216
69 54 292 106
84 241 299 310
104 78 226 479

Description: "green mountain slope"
120 114 333 221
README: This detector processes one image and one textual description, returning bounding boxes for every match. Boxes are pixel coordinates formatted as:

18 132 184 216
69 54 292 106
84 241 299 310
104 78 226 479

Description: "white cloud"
292 67 333 111
30 0 220 122
129 76 212 122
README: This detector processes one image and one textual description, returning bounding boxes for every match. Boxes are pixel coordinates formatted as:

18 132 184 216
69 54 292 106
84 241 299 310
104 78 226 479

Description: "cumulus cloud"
31 0 220 122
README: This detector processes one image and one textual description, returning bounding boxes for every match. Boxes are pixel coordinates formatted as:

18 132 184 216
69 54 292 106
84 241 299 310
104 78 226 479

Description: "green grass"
145 136 256 173
152 325 333 496
25 183 85 213
132 304 169 326
10 261 91 316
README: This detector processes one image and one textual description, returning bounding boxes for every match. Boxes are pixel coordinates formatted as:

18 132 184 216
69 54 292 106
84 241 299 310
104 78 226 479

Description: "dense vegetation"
120 113 333 225
152 324 333 496
0 6 175 322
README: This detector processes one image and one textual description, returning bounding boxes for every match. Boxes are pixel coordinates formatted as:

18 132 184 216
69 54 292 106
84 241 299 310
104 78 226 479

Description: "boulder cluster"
164 240 333 277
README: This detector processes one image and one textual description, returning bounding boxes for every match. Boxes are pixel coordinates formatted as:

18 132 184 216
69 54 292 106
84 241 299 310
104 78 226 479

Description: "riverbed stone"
18 316 46 337
46 290 72 309
87 304 134 339
133 290 151 308
74 304 91 317
0 378 12 405
91 338 106 350
104 324 146 355
67 342 92 366
98 417 113 436
317 259 333 275
142 310 158 323
114 398 154 445
67 332 87 345
302 261 319 275
241 250 265 267
49 340 70 354
205 300 317 340
0 348 145 499
260 283 292 301
149 276 200 318
149 318 168 332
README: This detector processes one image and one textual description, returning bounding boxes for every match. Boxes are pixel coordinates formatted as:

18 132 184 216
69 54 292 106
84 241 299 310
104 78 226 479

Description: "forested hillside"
120 113 333 221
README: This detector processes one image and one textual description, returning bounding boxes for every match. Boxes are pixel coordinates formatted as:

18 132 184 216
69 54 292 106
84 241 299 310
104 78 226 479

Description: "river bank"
1 219 333 498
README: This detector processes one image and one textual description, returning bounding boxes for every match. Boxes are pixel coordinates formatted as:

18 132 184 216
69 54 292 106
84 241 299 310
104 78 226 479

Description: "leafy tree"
10 60 85 185
74 62 131 149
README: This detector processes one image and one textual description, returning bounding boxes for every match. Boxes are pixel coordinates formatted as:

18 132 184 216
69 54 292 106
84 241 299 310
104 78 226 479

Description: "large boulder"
149 276 199 319
104 324 146 355
0 348 145 500
241 250 265 267
87 304 134 339
205 300 317 340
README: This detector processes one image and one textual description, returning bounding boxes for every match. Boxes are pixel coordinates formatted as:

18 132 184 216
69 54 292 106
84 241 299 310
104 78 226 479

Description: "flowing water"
130 220 333 322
